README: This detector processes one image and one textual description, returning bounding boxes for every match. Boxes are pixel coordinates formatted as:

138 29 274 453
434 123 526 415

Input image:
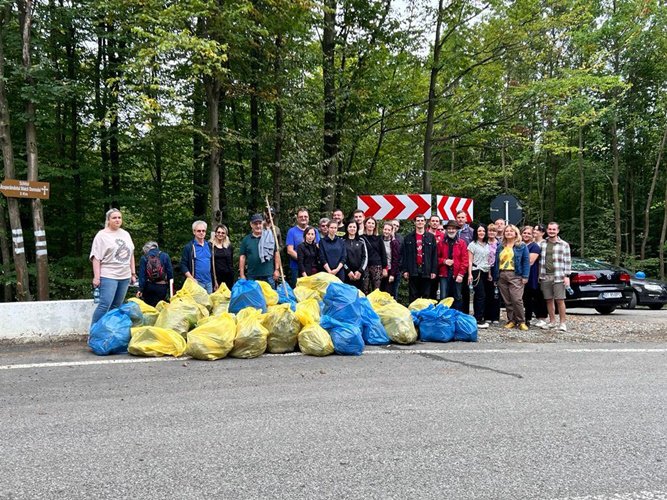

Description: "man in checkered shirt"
539 222 572 332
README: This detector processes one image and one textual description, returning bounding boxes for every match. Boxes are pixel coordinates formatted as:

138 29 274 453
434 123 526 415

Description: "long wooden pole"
265 196 290 298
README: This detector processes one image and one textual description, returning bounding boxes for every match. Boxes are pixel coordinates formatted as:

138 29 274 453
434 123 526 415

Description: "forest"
0 0 666 301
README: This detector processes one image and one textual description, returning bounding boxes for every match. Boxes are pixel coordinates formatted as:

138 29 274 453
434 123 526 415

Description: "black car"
564 258 633 314
606 266 667 310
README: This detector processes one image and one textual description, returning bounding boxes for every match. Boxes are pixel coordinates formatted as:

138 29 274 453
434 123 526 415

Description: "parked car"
564 258 633 314
602 266 667 310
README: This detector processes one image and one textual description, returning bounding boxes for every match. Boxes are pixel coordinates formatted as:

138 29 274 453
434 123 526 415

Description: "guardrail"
0 299 95 342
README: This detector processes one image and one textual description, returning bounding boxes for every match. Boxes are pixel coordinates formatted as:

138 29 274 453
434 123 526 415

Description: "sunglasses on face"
194 229 206 233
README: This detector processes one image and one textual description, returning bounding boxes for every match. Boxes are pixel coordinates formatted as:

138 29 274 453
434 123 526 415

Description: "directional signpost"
490 194 523 225
0 179 50 200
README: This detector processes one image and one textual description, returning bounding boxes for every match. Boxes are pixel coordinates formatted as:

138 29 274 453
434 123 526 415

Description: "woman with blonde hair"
210 224 234 290
90 208 136 325
492 224 530 330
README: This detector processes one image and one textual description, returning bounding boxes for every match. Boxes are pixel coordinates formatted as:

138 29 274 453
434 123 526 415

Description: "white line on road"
0 347 665 371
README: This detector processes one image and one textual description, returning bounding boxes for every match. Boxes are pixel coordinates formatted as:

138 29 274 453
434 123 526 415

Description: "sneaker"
504 321 516 329
534 319 547 328
558 323 567 332
492 320 500 326
477 322 489 329
541 322 557 330
518 323 529 331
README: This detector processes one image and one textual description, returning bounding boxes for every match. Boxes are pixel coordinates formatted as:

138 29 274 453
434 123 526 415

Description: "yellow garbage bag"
367 289 395 310
298 323 334 356
296 272 342 300
294 286 321 303
439 297 454 308
263 304 301 353
294 298 321 326
408 298 438 312
128 326 187 357
155 300 169 312
210 283 231 316
376 302 418 345
230 308 268 359
186 313 236 360
155 296 209 336
128 297 159 326
258 280 279 307
212 282 232 300
174 278 212 310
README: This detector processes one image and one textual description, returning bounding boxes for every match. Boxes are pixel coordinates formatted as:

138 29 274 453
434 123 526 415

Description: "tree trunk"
66 11 82 257
641 124 667 260
578 126 585 257
423 0 444 194
611 116 622 265
107 28 121 207
321 0 338 212
659 170 667 279
271 34 284 215
205 76 221 228
0 4 31 301
250 80 260 213
0 198 13 301
19 0 49 300
366 108 386 191
230 100 248 202
95 27 110 208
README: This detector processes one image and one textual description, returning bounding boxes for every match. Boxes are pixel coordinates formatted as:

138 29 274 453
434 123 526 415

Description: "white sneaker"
558 323 567 332
534 319 547 328
541 322 557 330
477 322 489 329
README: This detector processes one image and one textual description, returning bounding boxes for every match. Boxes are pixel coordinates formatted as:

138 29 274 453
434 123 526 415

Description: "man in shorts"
539 222 571 332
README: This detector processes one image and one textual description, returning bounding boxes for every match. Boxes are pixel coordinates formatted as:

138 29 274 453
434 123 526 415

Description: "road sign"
0 179 50 200
437 196 474 222
357 194 432 220
490 194 522 225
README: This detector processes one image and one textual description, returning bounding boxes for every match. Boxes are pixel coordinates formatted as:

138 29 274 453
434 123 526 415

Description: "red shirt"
416 232 423 266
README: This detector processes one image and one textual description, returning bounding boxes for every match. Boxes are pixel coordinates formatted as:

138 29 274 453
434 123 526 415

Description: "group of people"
89 207 571 333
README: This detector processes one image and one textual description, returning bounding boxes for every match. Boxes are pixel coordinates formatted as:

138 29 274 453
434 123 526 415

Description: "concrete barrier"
0 299 95 342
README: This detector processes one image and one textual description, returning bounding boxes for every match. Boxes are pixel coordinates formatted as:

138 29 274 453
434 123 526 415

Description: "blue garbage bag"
277 282 297 311
357 297 390 345
88 308 133 355
413 305 456 343
454 312 478 342
322 282 361 324
118 301 143 327
229 279 267 313
320 315 364 356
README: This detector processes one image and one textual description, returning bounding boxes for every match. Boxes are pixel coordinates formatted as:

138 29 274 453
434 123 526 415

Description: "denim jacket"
492 242 530 281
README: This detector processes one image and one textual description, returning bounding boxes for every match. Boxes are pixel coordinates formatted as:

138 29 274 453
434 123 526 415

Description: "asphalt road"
1 342 665 499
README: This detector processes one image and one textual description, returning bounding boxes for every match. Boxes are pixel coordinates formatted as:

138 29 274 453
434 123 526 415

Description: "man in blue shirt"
286 208 319 287
180 220 214 293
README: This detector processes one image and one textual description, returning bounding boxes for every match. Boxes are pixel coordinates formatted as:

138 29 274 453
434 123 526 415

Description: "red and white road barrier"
357 194 432 220
437 196 474 222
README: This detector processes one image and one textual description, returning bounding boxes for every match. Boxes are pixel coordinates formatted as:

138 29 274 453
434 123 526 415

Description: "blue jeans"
196 280 213 294
91 277 130 325
439 276 462 310
249 276 276 289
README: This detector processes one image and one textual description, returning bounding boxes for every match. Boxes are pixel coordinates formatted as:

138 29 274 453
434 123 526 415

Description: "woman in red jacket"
437 220 469 311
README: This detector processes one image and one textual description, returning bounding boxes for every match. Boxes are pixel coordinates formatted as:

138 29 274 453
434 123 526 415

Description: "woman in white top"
90 208 136 325
467 224 490 328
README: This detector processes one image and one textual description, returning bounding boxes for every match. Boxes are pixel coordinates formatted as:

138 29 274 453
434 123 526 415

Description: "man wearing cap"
286 208 319 288
437 220 469 310
400 214 437 303
180 220 215 293
239 213 281 288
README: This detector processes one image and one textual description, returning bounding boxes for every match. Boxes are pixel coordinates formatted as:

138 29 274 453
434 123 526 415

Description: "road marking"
0 347 665 371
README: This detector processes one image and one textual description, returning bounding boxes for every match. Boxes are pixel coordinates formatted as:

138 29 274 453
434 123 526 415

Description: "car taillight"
619 273 631 283
571 273 597 285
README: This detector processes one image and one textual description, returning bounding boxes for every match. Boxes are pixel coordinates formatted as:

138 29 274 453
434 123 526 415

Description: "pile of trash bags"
88 272 477 359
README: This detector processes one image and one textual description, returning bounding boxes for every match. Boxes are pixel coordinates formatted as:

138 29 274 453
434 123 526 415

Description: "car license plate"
601 292 622 299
